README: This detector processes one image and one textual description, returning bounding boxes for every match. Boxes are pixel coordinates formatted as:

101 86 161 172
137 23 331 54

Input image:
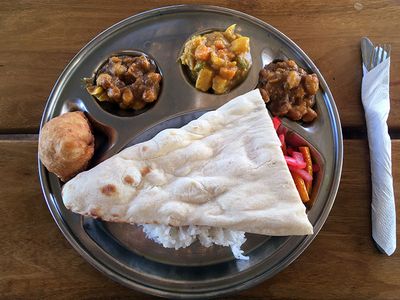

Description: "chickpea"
303 108 318 122
304 96 315 107
268 74 281 83
286 70 301 89
286 60 298 70
304 74 319 95
143 88 157 102
132 100 146 110
96 73 112 89
295 86 306 99
107 86 121 101
259 88 270 103
137 56 150 71
145 72 162 85
122 88 134 105
287 108 303 121
113 63 127 77
128 63 143 78
110 56 121 63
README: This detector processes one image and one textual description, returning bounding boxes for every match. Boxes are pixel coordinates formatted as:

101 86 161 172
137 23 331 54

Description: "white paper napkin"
362 57 396 255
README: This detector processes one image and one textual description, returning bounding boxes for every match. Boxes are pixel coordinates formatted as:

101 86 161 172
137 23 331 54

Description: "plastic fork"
368 43 391 71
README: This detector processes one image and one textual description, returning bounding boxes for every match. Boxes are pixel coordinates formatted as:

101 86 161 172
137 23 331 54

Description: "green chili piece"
236 56 249 69
194 62 205 72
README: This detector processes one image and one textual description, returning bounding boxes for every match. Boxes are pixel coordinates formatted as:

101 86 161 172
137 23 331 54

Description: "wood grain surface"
0 140 399 299
0 0 399 132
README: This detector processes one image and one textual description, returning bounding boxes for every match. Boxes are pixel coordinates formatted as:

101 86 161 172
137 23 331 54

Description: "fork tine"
368 46 376 70
368 43 391 70
382 44 388 63
376 44 385 65
377 44 383 65
372 45 379 69
379 45 384 64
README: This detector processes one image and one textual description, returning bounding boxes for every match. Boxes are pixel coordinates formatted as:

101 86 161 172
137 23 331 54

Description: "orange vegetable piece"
299 146 313 194
215 40 225 50
195 44 211 61
292 172 310 203
219 66 237 80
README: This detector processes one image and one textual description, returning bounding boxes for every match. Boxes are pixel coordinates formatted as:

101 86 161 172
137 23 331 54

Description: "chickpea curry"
180 24 251 94
86 55 162 110
258 60 319 122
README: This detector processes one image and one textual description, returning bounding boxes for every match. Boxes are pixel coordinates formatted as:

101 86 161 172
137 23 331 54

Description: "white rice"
141 224 249 260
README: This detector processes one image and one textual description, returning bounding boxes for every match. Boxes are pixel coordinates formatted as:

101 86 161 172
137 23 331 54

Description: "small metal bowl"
86 50 163 117
179 27 253 95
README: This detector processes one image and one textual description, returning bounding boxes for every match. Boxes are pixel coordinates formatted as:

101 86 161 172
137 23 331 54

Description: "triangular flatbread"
62 90 313 236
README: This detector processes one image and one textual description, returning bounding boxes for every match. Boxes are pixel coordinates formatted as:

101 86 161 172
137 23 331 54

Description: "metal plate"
38 5 343 298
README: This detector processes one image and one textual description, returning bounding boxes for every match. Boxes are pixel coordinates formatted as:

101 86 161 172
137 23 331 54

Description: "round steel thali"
38 5 343 298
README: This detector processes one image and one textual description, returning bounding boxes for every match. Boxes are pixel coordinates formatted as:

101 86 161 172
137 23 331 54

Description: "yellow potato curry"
180 24 251 94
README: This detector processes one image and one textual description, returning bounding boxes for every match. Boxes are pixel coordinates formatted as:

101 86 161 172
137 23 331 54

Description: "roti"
62 90 313 236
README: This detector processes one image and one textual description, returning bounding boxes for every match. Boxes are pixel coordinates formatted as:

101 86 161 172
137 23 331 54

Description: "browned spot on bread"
124 175 134 185
112 214 119 218
140 166 151 176
101 184 117 196
142 146 148 152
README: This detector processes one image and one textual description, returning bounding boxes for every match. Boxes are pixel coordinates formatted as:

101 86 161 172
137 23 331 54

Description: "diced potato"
195 67 213 92
230 37 250 54
210 52 225 68
224 24 237 41
212 75 228 94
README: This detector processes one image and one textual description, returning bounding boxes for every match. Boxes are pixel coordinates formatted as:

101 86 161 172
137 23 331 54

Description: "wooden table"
1 1 399 299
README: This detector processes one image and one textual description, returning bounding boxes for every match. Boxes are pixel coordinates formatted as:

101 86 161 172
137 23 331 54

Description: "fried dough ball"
39 112 95 182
